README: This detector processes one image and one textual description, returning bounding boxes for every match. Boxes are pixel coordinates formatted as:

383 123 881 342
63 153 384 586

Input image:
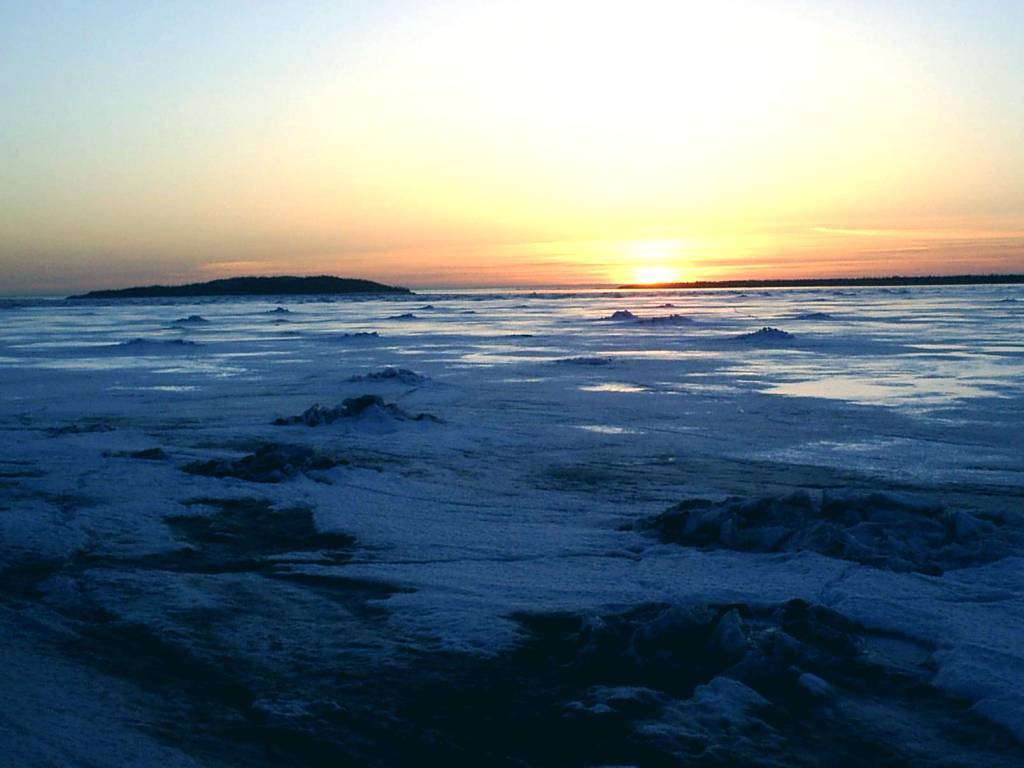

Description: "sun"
623 239 685 284
631 264 678 285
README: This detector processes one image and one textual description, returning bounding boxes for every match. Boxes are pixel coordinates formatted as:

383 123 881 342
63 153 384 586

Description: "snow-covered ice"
1 285 1022 765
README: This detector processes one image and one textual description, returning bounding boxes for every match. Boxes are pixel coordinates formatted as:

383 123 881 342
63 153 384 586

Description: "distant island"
618 274 1024 290
71 275 412 299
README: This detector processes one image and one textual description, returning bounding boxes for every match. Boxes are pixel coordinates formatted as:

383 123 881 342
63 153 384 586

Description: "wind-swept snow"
1 284 1023 765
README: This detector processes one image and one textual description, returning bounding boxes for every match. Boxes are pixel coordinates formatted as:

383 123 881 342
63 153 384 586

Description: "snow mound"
274 395 440 427
164 497 354 571
112 338 200 350
266 307 291 314
637 314 693 326
347 368 428 385
172 315 209 324
317 331 379 342
639 490 1011 574
601 309 693 325
603 309 638 321
183 443 342 483
733 327 794 343
793 312 833 321
554 356 613 366
130 447 167 460
102 447 167 460
386 313 417 321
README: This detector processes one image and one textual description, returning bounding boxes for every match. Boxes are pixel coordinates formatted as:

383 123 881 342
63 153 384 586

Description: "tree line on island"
618 273 1024 289
71 275 411 299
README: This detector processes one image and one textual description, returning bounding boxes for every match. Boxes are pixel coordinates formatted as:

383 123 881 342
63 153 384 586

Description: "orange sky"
2 1 1022 292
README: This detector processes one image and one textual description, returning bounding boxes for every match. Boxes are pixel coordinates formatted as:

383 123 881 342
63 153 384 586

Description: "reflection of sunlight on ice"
10 340 121 349
34 358 176 371
605 349 720 360
109 384 199 392
756 437 941 478
763 375 998 405
460 351 562 365
664 382 738 394
579 382 646 393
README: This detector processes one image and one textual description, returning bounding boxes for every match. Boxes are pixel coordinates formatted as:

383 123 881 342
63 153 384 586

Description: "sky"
1 0 1023 292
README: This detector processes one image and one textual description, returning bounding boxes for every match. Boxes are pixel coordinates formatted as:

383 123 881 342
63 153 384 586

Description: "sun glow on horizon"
625 239 686 285
631 264 679 285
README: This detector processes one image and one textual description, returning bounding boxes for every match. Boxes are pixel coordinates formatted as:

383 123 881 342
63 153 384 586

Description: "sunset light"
623 239 683 285
2 1 1021 291
630 264 679 286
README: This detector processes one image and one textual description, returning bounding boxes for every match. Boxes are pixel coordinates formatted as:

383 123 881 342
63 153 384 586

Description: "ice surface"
1 284 1023 764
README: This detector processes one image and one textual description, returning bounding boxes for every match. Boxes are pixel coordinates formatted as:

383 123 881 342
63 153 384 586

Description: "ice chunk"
347 368 428 385
733 327 794 343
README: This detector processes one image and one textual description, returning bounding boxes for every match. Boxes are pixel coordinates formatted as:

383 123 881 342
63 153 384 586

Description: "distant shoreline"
70 275 412 299
617 274 1024 290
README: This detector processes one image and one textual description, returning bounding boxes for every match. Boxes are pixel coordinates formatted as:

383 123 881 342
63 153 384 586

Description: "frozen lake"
1 284 1023 765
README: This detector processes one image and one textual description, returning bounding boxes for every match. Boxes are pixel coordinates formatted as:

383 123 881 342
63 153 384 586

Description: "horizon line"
5 270 1022 299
